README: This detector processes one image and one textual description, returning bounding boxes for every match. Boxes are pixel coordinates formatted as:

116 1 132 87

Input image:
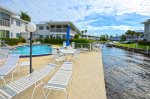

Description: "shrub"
74 34 79 39
18 37 26 43
138 40 150 46
71 38 93 48
36 38 93 45
72 38 93 43
36 38 65 44
0 38 19 46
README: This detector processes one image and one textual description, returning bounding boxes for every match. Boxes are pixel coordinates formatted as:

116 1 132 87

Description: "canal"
100 45 150 99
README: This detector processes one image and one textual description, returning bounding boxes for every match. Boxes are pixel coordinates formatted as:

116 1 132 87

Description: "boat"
106 42 113 47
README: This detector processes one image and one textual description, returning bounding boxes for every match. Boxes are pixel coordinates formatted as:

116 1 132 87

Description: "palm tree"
81 30 84 35
120 34 126 41
130 31 135 42
84 29 87 34
125 30 135 42
135 32 141 40
20 11 31 22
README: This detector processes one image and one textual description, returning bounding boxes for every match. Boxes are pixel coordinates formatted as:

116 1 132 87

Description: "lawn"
114 43 150 50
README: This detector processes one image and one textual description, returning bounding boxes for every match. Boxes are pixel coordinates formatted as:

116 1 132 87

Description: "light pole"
26 22 36 73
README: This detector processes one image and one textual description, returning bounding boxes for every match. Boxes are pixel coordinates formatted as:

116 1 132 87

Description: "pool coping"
19 53 53 58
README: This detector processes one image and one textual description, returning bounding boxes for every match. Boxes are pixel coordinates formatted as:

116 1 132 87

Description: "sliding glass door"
0 30 10 38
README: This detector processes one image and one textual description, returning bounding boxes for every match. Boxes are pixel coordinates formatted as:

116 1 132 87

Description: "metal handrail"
0 19 10 27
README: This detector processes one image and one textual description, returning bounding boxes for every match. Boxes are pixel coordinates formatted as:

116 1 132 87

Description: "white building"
142 19 150 41
34 21 80 39
81 35 100 40
0 6 27 38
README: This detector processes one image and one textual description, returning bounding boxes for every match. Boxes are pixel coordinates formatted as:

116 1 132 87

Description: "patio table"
59 49 76 60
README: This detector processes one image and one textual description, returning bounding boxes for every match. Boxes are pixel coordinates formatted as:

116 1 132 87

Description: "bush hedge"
18 37 26 43
36 38 93 44
0 37 26 46
138 40 150 46
0 38 19 46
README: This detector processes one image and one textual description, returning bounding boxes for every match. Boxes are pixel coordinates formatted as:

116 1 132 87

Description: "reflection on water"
100 45 150 99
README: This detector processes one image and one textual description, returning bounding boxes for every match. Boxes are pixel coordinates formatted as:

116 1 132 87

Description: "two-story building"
0 6 27 38
34 21 80 39
81 35 100 40
142 19 150 41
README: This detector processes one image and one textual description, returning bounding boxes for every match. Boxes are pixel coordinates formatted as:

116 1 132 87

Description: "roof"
141 19 150 24
134 30 144 33
0 5 28 23
37 21 80 33
0 5 17 16
12 16 28 23
82 34 99 37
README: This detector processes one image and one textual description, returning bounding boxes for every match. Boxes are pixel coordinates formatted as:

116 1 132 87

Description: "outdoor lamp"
26 22 36 73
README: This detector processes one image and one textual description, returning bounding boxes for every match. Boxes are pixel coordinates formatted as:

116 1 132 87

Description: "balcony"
50 28 67 32
0 19 10 27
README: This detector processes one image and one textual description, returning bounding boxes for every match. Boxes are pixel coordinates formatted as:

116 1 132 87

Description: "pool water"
14 44 52 57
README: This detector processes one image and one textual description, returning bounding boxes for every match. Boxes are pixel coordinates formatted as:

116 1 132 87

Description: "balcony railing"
50 28 67 32
0 19 10 27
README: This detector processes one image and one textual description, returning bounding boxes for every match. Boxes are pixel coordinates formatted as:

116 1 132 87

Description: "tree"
120 34 126 41
81 30 84 35
84 29 87 34
110 35 113 38
130 31 135 40
74 34 79 39
100 35 107 41
135 32 141 40
125 30 135 42
20 11 31 22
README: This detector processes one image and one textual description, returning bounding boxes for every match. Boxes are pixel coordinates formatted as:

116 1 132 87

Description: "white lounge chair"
54 53 66 66
0 53 20 85
0 63 56 99
0 49 10 64
60 62 73 71
43 62 73 99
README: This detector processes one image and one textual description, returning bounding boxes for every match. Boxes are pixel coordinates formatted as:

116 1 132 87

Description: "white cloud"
0 0 147 35
84 25 143 33
1 0 150 22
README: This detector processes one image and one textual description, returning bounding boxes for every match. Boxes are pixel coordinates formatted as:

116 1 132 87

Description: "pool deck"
0 50 106 99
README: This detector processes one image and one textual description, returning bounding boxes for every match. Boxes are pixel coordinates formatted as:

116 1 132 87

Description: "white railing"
50 28 67 32
0 19 10 27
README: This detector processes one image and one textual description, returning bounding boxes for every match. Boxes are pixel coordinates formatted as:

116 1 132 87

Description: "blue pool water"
14 44 52 57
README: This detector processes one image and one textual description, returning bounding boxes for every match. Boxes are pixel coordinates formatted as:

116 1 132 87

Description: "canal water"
100 45 150 99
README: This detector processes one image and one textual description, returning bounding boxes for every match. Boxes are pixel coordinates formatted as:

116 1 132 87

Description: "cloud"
0 0 148 35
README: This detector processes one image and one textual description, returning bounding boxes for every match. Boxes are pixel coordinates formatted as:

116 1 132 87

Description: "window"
56 25 62 28
50 25 55 28
40 35 43 38
0 30 9 38
16 33 20 37
50 35 53 38
46 35 49 38
1 12 10 21
39 26 44 30
63 25 68 28
46 26 50 30
11 19 14 25
11 32 13 37
16 21 22 26
63 34 66 39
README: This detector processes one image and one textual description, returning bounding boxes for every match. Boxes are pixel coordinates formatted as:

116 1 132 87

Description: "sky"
0 0 150 36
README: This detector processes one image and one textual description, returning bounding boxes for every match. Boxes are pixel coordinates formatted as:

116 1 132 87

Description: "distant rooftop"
37 21 80 33
141 19 150 24
134 30 144 33
0 5 17 16
0 5 28 23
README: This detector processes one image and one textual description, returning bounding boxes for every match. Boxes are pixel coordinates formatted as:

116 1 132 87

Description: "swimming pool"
13 44 52 57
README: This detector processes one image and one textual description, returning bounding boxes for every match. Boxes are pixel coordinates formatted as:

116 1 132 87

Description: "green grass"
114 43 150 50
